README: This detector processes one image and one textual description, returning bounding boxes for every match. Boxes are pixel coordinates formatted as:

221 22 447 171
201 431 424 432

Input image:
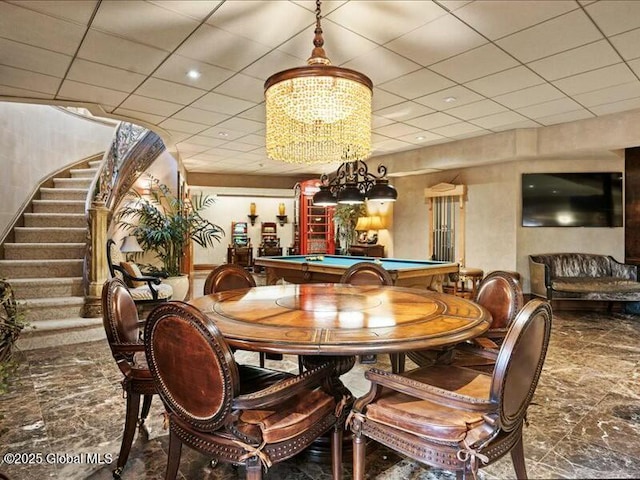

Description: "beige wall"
0 103 114 239
393 155 624 291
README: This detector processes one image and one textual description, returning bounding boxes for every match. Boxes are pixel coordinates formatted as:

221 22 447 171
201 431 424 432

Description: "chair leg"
259 353 265 367
165 428 182 480
139 394 153 426
390 353 406 373
353 430 366 480
114 391 141 478
510 432 528 479
245 456 262 480
332 426 343 480
298 356 304 374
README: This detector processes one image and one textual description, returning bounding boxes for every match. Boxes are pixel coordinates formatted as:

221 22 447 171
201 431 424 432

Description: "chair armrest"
233 362 334 410
609 256 638 280
112 265 162 285
110 343 145 354
529 257 550 299
360 368 494 412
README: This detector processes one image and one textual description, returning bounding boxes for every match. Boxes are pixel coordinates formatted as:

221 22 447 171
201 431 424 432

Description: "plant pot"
164 275 189 301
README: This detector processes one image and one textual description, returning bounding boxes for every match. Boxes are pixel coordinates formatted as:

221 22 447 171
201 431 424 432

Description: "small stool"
453 267 484 299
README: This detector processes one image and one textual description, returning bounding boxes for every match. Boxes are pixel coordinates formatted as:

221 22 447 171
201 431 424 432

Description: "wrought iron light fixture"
312 160 398 206
264 0 372 164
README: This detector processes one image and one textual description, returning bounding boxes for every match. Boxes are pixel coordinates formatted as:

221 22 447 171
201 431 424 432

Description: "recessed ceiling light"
416 135 425 140
218 131 229 137
186 70 201 79
443 96 457 103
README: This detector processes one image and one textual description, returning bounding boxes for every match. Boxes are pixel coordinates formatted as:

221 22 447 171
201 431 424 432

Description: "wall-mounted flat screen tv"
522 172 623 227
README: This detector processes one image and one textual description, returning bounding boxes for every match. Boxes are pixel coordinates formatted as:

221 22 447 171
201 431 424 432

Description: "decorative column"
84 201 109 317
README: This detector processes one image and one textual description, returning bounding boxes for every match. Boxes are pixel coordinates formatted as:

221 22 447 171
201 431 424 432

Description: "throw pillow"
120 262 146 288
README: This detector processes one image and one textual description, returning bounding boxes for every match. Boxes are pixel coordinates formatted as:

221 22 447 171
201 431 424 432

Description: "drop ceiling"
1 0 640 176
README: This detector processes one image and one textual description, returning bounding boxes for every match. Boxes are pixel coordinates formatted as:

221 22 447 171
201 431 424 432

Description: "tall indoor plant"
116 176 223 298
333 204 366 255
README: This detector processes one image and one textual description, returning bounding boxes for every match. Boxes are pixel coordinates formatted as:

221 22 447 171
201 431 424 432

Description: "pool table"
253 255 459 291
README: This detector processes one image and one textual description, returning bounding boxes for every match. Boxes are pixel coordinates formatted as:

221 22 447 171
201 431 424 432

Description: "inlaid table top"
190 283 491 356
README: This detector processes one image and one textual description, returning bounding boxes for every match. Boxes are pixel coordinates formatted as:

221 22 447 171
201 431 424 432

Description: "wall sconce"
276 202 288 226
248 202 258 226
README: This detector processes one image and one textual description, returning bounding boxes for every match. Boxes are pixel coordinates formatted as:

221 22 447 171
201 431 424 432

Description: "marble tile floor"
1 309 640 480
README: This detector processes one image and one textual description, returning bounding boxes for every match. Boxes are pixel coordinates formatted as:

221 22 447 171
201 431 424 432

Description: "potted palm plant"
333 204 366 255
116 176 223 300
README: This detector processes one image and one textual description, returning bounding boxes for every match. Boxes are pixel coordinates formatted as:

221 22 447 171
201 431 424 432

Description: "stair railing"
84 122 166 317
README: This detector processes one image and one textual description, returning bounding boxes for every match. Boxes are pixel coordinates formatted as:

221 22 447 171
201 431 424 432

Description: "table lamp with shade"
120 235 144 262
355 216 384 244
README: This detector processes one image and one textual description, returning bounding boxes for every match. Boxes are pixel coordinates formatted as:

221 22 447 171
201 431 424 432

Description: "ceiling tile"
465 66 545 97
397 131 445 145
430 44 519 83
214 74 264 103
207 1 311 48
92 1 199 51
159 118 209 134
177 23 271 71
0 84 53 99
445 99 507 120
67 59 146 92
573 81 640 107
57 80 130 105
171 107 230 126
199 127 247 141
385 14 486 66
118 95 183 116
278 19 378 66
214 117 264 134
243 50 304 81
430 122 488 138
373 138 416 153
6 0 98 24
78 29 168 75
470 111 531 129
136 77 206 105
0 37 72 77
536 108 595 126
191 92 256 116
149 1 223 21
528 40 621 81
630 58 640 78
455 0 577 40
496 10 602 63
375 101 435 121
237 104 266 122
415 86 484 110
374 123 422 138
494 84 565 109
372 115 394 128
0 2 86 55
215 141 257 153
406 112 459 130
518 97 584 119
175 142 210 156
585 0 640 36
372 89 405 111
437 1 473 12
327 1 445 44
184 135 229 148
163 130 193 143
553 63 636 95
0 65 60 94
378 69 455 99
610 28 640 61
112 108 167 126
342 47 421 85
153 54 235 90
235 134 265 147
589 97 640 116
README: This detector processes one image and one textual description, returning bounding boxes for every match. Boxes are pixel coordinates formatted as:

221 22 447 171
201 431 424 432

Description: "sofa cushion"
552 277 640 293
532 253 612 278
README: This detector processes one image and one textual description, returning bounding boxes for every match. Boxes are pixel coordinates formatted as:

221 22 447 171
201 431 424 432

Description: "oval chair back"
490 298 552 431
204 264 256 295
145 301 239 432
102 277 140 347
339 262 393 286
474 270 524 330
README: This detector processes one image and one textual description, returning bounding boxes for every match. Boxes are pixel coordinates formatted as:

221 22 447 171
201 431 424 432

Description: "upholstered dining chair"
204 264 287 369
144 301 343 480
407 270 524 371
350 298 552 480
339 261 393 286
101 277 156 479
339 262 396 368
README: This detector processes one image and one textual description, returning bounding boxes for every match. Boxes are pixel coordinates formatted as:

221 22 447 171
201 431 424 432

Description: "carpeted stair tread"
4 242 86 260
32 200 85 214
23 213 86 228
14 227 86 243
70 167 98 178
16 318 105 351
18 296 86 322
9 277 84 299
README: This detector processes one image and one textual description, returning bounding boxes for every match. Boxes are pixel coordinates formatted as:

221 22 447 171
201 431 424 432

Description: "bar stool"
453 267 484 298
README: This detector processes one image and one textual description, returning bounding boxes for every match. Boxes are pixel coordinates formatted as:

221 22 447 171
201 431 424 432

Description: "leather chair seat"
365 366 491 442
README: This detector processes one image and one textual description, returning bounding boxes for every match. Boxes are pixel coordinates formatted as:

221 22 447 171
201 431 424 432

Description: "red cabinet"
298 180 335 255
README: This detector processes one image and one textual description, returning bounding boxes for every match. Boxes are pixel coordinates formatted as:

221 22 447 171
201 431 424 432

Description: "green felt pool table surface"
253 255 459 291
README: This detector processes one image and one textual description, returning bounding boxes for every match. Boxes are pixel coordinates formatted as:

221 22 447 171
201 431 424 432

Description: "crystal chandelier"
264 0 372 164
312 160 398 206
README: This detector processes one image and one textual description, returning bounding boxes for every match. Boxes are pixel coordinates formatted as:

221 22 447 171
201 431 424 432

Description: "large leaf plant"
333 203 366 255
116 176 224 276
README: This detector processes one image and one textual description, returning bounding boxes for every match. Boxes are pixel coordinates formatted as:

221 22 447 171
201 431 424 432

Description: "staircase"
0 159 105 350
